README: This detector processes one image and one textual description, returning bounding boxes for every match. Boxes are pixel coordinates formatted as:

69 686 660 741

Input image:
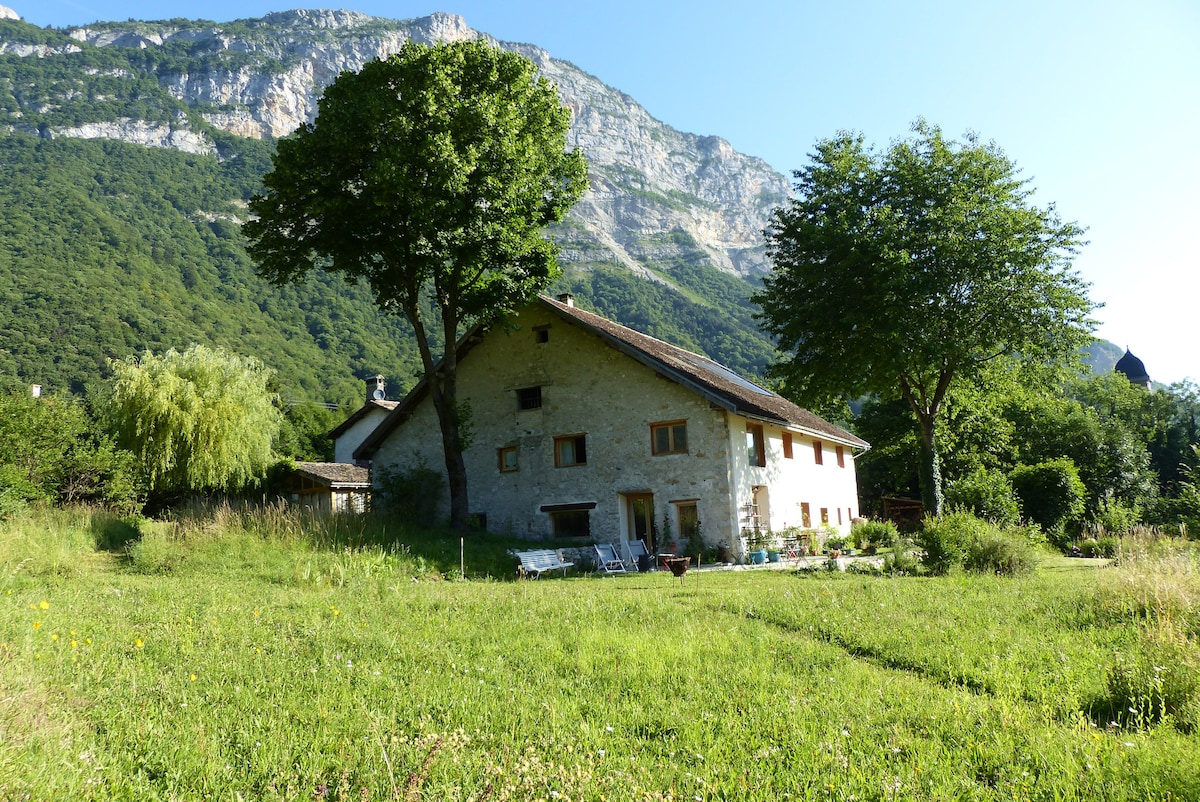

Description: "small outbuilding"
289 461 371 514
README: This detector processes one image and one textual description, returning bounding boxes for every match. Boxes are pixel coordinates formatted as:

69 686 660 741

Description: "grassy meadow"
2 506 1199 801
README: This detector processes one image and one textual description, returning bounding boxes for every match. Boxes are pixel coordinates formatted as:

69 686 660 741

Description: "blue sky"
17 0 1200 384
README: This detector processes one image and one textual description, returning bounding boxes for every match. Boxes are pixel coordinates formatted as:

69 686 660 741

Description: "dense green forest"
0 126 781 403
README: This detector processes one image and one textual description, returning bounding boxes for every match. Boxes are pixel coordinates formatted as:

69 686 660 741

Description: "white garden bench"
515 549 574 579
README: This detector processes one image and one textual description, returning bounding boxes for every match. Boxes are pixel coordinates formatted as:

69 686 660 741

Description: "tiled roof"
295 462 371 487
539 296 868 448
356 296 868 457
327 399 399 439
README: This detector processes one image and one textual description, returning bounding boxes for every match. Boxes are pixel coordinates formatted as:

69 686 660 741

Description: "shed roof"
294 462 371 487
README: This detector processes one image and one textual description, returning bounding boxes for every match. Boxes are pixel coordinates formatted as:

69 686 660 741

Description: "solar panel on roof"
676 352 774 396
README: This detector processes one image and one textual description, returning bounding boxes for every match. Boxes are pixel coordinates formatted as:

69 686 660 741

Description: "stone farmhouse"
353 294 868 556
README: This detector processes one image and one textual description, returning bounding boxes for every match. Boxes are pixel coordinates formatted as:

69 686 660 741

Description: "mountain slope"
0 10 786 399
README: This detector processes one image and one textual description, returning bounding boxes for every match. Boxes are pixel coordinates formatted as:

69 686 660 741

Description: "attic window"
534 325 550 344
517 386 542 410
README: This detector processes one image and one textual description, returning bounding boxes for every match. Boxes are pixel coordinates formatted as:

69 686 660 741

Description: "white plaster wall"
372 304 739 542
727 418 862 547
334 407 391 464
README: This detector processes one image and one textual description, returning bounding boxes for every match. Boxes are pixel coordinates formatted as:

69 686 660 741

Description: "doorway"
624 492 656 550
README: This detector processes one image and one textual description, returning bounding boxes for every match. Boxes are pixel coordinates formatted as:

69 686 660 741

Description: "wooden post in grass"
460 537 465 578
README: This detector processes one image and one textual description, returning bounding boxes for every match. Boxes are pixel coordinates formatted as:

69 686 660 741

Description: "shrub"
915 511 984 575
962 529 1034 576
1010 458 1086 548
850 519 898 554
945 467 1021 527
374 464 444 525
1105 618 1200 732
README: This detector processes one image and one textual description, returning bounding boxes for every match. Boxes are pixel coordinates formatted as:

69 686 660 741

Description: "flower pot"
767 550 782 563
749 548 767 565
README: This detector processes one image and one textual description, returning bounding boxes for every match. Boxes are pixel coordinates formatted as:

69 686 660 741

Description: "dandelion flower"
71 640 78 648
33 621 41 630
190 674 197 682
135 638 144 649
51 633 59 641
39 600 49 610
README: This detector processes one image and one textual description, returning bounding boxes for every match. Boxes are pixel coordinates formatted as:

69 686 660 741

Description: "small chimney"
555 293 575 308
366 374 386 402
30 384 42 399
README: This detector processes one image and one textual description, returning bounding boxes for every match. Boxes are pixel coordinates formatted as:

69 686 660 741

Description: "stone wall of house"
371 304 740 543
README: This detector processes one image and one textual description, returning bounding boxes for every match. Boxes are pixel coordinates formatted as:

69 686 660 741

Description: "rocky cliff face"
12 9 788 280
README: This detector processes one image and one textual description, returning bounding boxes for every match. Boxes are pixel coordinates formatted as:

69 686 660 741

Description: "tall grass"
1089 533 1200 731
3 507 1200 799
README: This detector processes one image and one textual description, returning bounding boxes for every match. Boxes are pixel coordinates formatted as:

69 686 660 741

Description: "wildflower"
39 600 49 610
33 621 41 630
51 633 59 641
135 638 144 649
253 610 260 618
71 640 78 648
190 674 197 682
86 638 92 645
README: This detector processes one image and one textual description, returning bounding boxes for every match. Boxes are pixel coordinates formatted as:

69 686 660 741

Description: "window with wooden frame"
800 502 811 528
813 440 824 465
782 431 794 459
836 445 845 467
554 434 587 467
650 420 688 455
497 446 518 473
675 501 700 539
746 423 766 467
820 507 829 525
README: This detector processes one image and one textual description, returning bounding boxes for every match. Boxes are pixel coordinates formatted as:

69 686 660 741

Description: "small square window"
782 432 794 459
650 421 688 455
813 440 824 465
517 386 542 410
554 434 587 467
534 325 550 344
498 446 518 472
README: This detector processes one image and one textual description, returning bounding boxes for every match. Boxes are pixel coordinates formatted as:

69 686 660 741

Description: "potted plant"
716 540 734 564
746 530 768 564
825 534 845 559
765 531 782 563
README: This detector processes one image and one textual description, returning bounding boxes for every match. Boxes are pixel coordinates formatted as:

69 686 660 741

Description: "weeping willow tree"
107 344 280 498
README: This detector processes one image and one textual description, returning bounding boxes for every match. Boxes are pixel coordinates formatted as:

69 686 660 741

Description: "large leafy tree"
756 121 1094 515
244 40 587 529
107 344 280 499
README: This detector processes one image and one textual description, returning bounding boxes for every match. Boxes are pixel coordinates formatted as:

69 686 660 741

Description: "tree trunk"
429 385 471 531
916 412 943 518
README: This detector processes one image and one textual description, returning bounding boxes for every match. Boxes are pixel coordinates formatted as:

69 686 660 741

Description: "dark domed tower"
1114 348 1151 389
